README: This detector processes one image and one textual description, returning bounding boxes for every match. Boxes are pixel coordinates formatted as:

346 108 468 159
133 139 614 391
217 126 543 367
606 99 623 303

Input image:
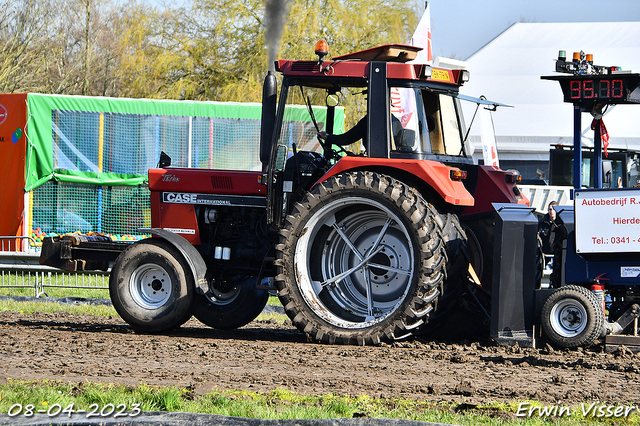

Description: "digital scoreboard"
541 53 640 190
542 73 640 105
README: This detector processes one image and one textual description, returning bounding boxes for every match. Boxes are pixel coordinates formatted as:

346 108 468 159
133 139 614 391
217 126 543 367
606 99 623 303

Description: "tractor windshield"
272 80 469 170
272 82 362 172
272 85 339 172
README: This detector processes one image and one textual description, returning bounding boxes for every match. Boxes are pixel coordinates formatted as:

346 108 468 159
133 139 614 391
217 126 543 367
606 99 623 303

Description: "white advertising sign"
575 189 640 253
621 267 640 278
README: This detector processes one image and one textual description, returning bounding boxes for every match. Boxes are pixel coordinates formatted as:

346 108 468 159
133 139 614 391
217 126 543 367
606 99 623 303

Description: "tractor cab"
548 144 640 188
263 42 475 161
261 42 494 226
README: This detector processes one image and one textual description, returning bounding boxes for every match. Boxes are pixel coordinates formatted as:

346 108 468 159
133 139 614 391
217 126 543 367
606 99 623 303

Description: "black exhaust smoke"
264 0 291 71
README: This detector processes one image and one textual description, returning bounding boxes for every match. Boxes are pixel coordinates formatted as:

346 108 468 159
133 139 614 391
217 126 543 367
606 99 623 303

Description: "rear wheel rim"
129 264 172 309
205 285 241 306
550 299 588 337
295 197 414 328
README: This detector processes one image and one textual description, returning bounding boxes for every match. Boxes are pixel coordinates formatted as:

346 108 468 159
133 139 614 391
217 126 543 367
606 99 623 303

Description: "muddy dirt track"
0 310 639 407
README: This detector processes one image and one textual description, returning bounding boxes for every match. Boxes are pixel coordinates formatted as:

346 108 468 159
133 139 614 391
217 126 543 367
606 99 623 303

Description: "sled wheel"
429 212 468 311
193 277 269 330
109 239 195 332
541 285 605 348
416 211 469 338
275 171 448 345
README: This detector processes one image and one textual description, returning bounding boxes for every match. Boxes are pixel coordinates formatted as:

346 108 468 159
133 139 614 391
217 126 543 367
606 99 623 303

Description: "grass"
0 273 282 306
0 299 117 317
267 295 281 306
0 273 113 317
0 381 638 424
0 271 282 316
0 289 284 323
0 287 110 300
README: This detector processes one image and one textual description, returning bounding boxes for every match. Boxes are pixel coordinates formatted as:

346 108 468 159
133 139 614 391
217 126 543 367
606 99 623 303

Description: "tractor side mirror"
158 151 172 168
326 93 340 107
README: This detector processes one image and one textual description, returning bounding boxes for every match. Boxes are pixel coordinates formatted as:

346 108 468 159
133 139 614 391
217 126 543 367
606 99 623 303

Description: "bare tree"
0 0 420 99
0 0 52 92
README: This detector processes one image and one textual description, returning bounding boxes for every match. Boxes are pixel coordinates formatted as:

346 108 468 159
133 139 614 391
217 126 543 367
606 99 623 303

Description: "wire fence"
0 239 108 297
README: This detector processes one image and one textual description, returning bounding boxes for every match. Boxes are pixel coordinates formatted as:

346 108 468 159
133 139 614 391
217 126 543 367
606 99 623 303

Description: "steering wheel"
316 134 354 161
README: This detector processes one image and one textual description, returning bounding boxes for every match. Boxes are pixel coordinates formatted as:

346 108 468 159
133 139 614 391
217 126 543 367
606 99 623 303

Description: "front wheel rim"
295 197 415 329
129 264 172 309
549 299 588 337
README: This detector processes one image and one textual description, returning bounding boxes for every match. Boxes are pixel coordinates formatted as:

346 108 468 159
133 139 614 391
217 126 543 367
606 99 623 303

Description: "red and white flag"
409 2 432 66
391 3 432 130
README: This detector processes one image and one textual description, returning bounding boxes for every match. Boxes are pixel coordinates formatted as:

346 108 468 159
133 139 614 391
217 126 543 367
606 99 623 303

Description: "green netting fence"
31 182 150 239
24 94 344 244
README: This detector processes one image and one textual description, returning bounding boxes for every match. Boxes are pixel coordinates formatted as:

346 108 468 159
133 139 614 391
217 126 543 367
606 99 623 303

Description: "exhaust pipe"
260 71 277 171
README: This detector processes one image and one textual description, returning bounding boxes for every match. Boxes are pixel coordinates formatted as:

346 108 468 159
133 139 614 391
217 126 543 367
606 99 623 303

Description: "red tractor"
41 42 527 345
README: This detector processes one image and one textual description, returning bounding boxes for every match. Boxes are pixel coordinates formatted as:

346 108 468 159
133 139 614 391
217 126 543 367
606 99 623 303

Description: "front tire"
276 171 447 345
109 239 195 332
540 285 605 348
193 277 269 330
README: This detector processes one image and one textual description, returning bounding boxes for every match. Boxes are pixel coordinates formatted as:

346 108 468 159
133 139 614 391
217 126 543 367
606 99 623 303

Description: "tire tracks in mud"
0 310 639 406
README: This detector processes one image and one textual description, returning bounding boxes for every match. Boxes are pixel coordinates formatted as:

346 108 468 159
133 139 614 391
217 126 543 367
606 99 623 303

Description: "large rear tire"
109 239 195 332
193 277 269 330
540 285 605 348
275 171 448 345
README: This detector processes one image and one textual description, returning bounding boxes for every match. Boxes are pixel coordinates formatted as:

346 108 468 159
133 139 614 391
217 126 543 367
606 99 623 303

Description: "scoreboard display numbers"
542 73 640 105
568 78 624 101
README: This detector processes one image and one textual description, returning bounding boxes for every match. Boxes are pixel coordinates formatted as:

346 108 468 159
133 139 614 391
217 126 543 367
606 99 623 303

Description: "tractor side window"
422 92 465 156
390 86 431 154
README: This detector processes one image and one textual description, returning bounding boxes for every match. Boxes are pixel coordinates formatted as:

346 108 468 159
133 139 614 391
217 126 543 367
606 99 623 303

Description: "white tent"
459 22 640 174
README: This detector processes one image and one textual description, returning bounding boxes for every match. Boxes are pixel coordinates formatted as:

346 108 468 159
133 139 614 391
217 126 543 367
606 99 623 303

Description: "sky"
427 0 640 60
